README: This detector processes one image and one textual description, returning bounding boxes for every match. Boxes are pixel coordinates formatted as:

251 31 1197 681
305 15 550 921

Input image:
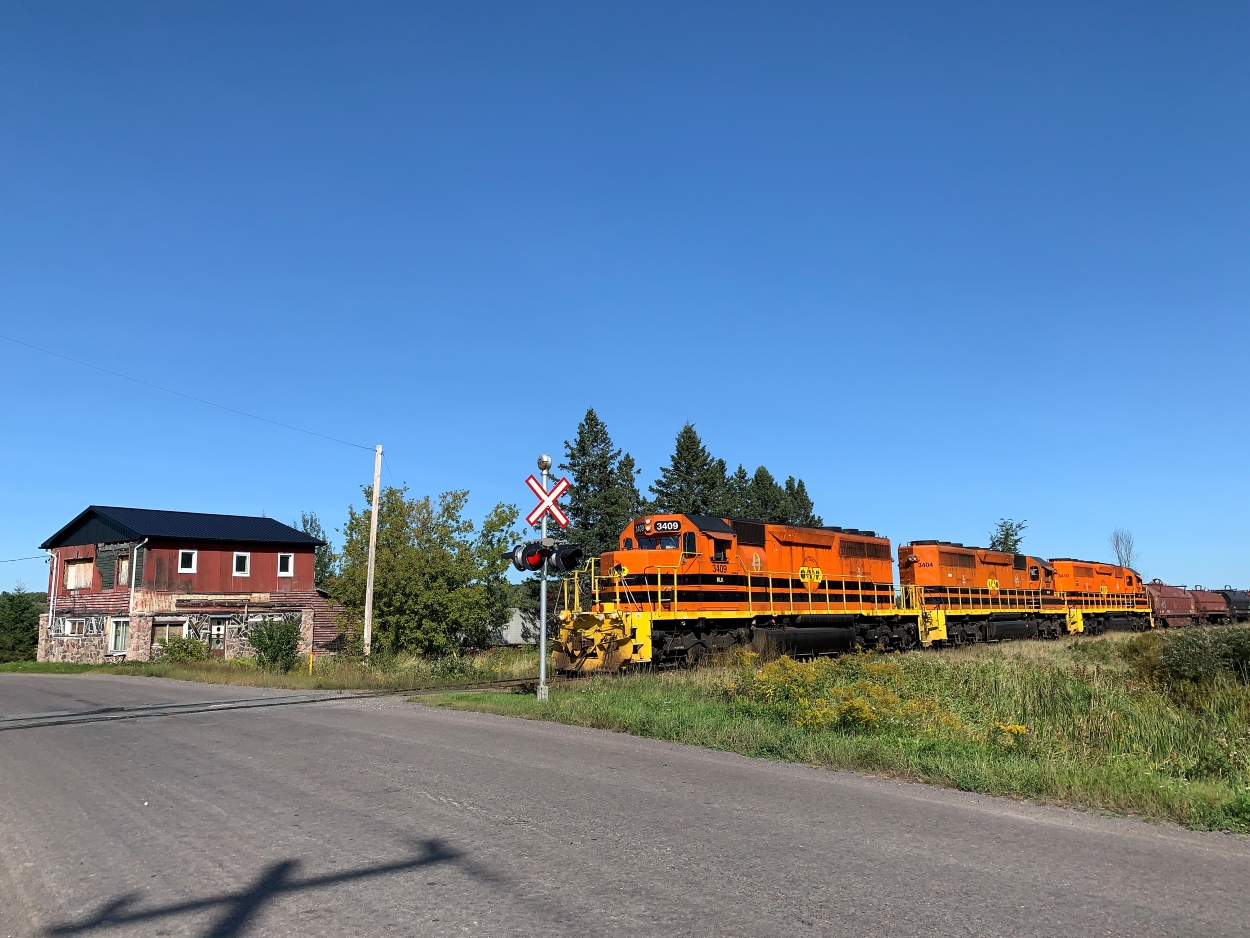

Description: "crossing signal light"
505 539 584 573
509 541 549 572
547 543 585 573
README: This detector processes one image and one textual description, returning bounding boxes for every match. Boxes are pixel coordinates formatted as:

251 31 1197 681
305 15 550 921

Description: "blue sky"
1 2 1247 591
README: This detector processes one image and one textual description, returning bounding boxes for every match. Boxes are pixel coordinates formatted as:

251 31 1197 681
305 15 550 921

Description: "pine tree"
0 585 42 663
560 409 643 556
746 466 789 522
721 464 753 517
783 477 822 526
649 423 728 516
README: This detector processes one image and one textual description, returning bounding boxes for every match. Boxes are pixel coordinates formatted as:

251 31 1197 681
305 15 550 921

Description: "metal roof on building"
41 506 325 549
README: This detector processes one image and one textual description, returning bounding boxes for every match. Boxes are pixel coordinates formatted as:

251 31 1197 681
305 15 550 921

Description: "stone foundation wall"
42 634 108 664
38 607 315 664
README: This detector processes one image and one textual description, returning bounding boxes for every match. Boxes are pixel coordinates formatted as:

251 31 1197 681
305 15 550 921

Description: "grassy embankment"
427 627 1250 831
0 646 539 692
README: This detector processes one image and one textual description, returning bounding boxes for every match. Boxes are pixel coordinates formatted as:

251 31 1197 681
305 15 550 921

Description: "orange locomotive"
1048 559 1150 631
555 513 912 670
553 514 1156 673
897 540 1068 642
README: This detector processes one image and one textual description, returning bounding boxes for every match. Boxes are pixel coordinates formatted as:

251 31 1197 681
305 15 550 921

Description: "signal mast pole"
537 453 551 701
363 444 382 658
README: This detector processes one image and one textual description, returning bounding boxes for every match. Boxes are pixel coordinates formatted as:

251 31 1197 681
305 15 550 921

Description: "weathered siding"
140 541 316 593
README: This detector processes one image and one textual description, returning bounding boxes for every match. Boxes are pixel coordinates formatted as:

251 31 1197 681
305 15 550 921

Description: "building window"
66 618 86 636
64 561 94 591
178 550 197 573
117 554 131 587
109 619 129 655
277 553 293 577
233 552 251 576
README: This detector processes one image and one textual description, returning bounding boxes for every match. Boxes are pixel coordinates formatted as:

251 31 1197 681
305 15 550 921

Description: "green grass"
0 646 540 691
426 630 1250 832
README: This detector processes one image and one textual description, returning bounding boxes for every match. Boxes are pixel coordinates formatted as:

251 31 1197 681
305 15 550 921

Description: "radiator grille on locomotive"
731 520 767 547
938 551 978 569
839 540 892 560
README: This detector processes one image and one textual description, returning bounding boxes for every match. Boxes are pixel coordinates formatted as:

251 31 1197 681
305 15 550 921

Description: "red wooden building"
38 506 343 663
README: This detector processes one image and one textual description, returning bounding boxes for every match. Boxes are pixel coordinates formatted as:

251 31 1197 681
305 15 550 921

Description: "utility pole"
363 444 382 658
537 453 551 701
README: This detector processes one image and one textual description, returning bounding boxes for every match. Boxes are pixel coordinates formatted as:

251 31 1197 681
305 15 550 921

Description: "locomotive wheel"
685 643 708 668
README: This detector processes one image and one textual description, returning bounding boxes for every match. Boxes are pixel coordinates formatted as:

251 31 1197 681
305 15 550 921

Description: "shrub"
723 653 964 736
249 618 302 672
1160 630 1227 683
1125 626 1250 685
432 654 475 680
161 635 209 662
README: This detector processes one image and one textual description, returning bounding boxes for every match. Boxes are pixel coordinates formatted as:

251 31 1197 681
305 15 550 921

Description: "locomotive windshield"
637 535 681 550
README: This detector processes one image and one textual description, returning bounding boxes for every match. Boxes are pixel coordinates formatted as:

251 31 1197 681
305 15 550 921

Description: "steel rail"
0 676 560 732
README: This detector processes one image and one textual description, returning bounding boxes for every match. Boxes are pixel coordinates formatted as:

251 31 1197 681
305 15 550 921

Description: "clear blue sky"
1 2 1247 592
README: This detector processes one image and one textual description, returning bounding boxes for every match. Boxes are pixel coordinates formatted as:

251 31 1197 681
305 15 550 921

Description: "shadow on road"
43 836 493 938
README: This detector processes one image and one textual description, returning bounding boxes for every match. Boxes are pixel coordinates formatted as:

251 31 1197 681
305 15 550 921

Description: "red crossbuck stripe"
525 475 570 528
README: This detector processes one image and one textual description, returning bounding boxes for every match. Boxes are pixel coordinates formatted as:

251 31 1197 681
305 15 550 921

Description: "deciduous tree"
331 486 519 655
989 518 1028 553
1109 529 1140 571
297 511 337 588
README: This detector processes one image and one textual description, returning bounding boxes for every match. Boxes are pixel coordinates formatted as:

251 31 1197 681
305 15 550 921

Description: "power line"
1 334 374 451
0 555 44 563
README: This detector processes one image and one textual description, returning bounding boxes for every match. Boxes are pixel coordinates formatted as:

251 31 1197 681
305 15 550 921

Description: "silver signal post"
536 453 552 701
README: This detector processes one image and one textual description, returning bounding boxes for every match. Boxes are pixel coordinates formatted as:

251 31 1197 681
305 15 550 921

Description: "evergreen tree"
649 423 728 516
721 464 753 517
783 477 822 526
0 585 43 662
559 409 643 557
746 466 789 522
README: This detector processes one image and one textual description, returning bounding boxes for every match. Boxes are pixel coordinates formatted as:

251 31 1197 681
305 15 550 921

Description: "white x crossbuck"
525 474 571 528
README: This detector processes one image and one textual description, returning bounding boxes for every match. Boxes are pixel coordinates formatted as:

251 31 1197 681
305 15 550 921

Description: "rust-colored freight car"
1146 581 1198 627
1191 588 1233 625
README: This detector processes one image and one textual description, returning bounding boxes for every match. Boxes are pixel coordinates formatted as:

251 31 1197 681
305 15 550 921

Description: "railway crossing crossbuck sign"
526 474 570 528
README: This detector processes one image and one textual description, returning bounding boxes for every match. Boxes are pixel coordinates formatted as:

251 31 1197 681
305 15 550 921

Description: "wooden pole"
363 444 383 658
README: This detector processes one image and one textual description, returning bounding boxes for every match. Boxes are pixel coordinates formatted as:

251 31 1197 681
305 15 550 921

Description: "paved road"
0 675 1246 938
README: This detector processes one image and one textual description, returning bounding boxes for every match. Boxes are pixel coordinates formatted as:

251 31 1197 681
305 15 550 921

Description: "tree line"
307 408 822 657
561 409 821 556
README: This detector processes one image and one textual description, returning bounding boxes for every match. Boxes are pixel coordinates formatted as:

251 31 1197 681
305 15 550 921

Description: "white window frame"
277 553 294 577
108 618 130 656
178 550 198 574
233 552 251 577
66 618 86 637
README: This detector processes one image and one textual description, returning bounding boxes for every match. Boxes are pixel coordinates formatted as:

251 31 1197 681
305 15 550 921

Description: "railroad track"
0 676 561 732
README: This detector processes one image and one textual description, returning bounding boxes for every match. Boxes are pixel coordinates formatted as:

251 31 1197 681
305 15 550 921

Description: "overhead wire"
1 334 375 451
